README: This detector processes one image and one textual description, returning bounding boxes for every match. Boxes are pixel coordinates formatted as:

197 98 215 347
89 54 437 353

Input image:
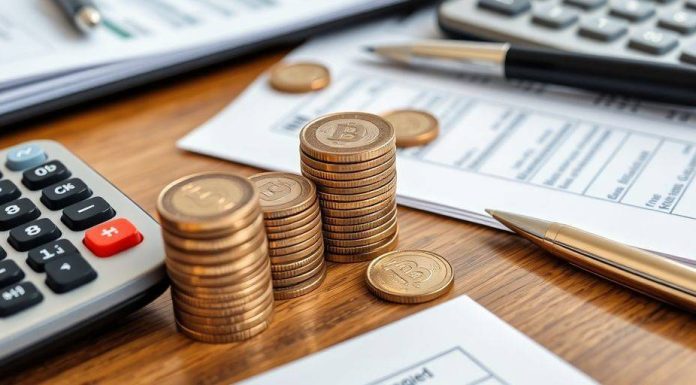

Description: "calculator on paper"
438 0 696 66
0 140 166 367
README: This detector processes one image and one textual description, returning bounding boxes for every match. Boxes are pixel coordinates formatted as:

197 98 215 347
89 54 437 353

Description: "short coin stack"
249 172 326 300
299 112 399 263
157 172 274 343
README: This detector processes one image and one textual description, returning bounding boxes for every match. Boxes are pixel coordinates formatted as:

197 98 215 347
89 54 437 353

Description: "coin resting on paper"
158 110 454 343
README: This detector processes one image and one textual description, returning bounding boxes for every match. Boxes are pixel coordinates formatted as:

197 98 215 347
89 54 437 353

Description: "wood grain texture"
3 50 695 385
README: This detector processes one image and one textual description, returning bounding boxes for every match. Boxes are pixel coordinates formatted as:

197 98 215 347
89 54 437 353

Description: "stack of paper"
179 8 696 264
0 0 414 124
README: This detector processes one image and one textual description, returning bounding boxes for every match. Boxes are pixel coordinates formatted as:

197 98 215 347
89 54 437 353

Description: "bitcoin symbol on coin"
328 122 366 143
181 182 236 212
258 180 293 201
383 259 432 288
316 118 380 148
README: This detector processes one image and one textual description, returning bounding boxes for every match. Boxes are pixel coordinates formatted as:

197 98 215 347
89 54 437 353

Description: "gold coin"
273 266 326 300
303 168 395 189
164 242 267 277
271 251 324 279
320 185 395 210
164 230 266 265
168 259 270 296
263 202 319 228
267 218 322 249
176 319 270 343
172 278 272 308
249 172 317 218
366 250 453 304
326 224 399 254
269 238 323 265
326 232 398 263
323 205 397 233
175 299 273 332
300 112 395 163
300 149 395 173
162 207 263 240
173 284 274 317
269 62 330 93
322 201 397 226
271 242 324 271
174 297 272 326
272 258 325 288
266 210 321 240
321 197 395 218
383 109 439 148
324 212 397 239
157 172 259 235
314 173 395 195
268 230 322 257
324 219 397 248
300 155 395 181
162 213 265 253
318 176 396 203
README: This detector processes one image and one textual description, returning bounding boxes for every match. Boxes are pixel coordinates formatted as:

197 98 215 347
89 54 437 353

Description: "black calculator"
0 140 166 367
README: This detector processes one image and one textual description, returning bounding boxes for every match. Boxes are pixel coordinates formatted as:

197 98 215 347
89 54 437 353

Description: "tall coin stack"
249 172 326 299
157 172 274 343
299 112 399 263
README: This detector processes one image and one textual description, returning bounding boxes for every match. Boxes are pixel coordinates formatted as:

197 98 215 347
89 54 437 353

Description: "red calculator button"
84 218 143 258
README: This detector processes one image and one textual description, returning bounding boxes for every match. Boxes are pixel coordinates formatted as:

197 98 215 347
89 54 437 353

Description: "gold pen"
486 209 696 312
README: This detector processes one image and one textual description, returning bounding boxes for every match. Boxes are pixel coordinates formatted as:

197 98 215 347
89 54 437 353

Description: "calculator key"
0 198 41 231
680 42 696 64
22 160 71 190
0 246 6 261
478 0 531 16
658 10 696 35
26 239 80 272
609 0 655 22
41 178 92 210
45 254 97 293
9 218 62 252
62 197 115 231
579 16 628 41
0 260 24 287
532 5 578 28
0 180 21 205
628 29 678 54
84 218 143 258
563 0 606 9
5 144 47 171
0 282 42 317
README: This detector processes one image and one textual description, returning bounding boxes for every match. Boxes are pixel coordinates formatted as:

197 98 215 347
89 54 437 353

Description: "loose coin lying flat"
269 62 330 93
382 109 439 148
366 250 453 304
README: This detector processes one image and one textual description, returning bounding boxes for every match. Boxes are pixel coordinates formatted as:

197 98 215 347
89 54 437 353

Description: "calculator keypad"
44 254 97 294
9 218 62 252
22 160 71 190
0 180 21 205
0 260 24 287
0 282 43 316
0 198 41 231
41 178 92 210
5 145 47 171
61 197 116 231
26 239 80 272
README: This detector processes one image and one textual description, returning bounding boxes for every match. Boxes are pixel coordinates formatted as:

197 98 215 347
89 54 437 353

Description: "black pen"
54 0 102 33
366 40 696 106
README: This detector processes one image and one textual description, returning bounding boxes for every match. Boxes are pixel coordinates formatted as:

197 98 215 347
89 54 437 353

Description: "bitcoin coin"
319 184 395 210
269 62 330 93
270 243 324 272
320 197 395 218
318 176 396 202
263 202 319 228
175 300 274 332
158 172 258 235
266 211 321 240
272 259 325 287
313 173 394 195
322 206 397 233
250 172 316 218
268 231 322 257
321 201 396 226
271 251 324 279
300 149 395 173
300 156 395 181
162 213 264 253
163 231 266 265
383 109 439 148
300 112 394 163
366 250 453 304
176 319 270 343
303 168 394 189
173 286 274 317
267 218 322 249
274 266 327 300
324 214 397 240
326 232 399 263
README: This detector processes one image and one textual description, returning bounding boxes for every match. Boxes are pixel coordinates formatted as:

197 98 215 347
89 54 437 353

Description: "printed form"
239 296 597 385
179 9 696 263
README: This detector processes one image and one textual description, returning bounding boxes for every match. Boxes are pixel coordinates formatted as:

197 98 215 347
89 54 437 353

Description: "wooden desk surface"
4 51 695 385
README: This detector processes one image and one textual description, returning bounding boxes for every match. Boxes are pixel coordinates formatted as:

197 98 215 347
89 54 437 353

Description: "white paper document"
179 9 696 263
239 296 597 385
0 0 408 116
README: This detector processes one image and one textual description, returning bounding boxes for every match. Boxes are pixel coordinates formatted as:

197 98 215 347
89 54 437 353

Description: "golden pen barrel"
546 223 696 312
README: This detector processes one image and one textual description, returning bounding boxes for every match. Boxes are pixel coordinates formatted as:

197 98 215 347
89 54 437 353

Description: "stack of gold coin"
157 172 274 343
249 172 326 300
299 112 399 263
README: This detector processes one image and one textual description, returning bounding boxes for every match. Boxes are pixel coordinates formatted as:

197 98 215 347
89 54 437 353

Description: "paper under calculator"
0 140 166 367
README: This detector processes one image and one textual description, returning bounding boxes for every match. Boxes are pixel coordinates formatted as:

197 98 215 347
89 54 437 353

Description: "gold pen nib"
485 209 551 239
